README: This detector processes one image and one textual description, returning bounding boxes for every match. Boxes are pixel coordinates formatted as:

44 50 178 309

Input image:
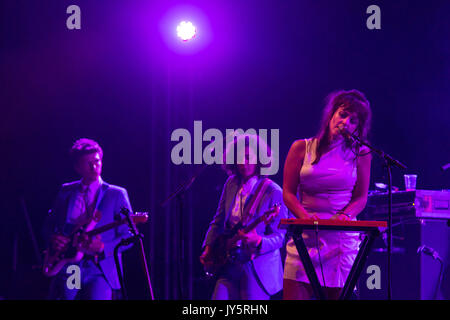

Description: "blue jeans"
48 259 112 300
212 262 270 300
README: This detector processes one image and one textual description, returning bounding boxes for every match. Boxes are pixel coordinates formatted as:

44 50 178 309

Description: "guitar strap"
244 178 273 298
242 178 271 225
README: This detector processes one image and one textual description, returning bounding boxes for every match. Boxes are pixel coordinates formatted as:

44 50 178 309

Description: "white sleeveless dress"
284 138 361 288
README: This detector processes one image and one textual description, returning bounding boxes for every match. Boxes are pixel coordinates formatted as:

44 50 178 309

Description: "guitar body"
43 217 98 277
205 232 252 277
42 211 148 277
204 233 229 277
204 204 280 278
204 227 253 277
43 243 85 277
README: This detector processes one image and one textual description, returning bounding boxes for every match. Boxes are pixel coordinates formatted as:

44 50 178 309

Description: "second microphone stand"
160 164 209 299
114 208 154 300
344 130 406 300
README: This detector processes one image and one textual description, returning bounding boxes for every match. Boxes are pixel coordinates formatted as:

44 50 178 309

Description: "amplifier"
362 189 450 220
357 217 450 300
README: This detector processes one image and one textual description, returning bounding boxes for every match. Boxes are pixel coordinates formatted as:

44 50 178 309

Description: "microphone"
417 245 442 261
337 125 355 142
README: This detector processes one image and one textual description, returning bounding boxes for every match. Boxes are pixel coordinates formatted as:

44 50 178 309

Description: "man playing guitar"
44 138 133 300
200 134 288 300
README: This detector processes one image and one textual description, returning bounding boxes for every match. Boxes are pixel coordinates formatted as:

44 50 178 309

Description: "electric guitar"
204 204 280 278
42 211 148 277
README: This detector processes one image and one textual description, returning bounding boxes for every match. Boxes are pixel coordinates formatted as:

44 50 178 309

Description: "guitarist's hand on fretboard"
237 229 262 248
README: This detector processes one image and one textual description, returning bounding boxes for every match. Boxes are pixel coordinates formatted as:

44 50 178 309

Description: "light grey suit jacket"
44 180 132 289
202 175 287 295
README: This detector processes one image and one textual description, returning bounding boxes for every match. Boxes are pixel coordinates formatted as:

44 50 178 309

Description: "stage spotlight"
176 21 196 41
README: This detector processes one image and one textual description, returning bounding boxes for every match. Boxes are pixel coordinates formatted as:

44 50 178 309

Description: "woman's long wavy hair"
312 89 372 165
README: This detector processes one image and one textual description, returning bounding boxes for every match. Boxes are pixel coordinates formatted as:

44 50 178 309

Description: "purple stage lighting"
156 5 213 56
177 21 196 41
137 2 233 71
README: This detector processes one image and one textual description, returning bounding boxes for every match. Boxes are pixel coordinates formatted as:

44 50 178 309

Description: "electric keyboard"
280 218 387 231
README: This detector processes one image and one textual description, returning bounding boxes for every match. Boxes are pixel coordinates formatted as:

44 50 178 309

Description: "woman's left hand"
330 213 351 221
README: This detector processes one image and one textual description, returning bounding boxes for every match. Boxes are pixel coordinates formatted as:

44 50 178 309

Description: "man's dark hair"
70 138 103 164
222 133 272 178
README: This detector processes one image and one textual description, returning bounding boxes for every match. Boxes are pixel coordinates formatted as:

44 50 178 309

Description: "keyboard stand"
283 219 386 300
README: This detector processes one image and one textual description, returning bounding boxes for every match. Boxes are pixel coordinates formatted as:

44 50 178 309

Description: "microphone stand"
160 132 234 299
114 208 154 300
160 164 209 299
343 129 406 300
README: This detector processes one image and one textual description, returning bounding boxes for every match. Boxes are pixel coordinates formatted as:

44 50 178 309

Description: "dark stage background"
1 0 449 299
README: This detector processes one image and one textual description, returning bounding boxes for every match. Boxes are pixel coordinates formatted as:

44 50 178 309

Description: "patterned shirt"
67 177 103 224
228 176 259 227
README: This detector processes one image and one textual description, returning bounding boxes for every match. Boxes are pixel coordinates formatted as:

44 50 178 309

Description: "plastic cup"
404 174 417 191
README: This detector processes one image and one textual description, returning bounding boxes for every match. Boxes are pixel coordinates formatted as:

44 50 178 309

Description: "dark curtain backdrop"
1 0 449 299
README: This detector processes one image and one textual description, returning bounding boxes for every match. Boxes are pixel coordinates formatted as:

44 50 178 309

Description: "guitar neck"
242 215 264 233
86 219 126 236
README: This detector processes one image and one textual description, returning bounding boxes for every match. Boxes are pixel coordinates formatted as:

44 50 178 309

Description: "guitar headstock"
120 208 149 224
262 203 281 224
130 212 149 224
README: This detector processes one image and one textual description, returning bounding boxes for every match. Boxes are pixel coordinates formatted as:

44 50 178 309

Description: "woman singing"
282 89 372 300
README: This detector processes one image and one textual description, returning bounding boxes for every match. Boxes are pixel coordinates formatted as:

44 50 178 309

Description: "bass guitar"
204 204 280 278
